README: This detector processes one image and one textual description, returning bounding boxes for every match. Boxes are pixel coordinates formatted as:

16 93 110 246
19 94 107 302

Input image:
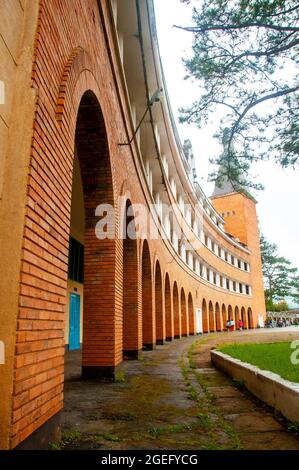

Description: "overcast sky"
154 0 299 277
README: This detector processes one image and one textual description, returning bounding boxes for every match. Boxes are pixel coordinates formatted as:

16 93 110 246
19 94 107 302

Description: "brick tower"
211 178 266 327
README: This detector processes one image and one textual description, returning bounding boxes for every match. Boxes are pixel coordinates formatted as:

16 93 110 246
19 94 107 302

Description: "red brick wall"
6 0 262 448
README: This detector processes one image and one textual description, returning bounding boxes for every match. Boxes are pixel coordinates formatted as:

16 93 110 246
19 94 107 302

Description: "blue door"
69 293 80 350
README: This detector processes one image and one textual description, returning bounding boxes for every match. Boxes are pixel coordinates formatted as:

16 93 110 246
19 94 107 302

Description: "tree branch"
174 23 299 33
223 39 299 70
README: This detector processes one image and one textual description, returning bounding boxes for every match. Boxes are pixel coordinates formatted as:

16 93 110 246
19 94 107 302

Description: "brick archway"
155 261 164 344
222 304 227 331
188 293 195 335
74 91 118 379
122 200 139 359
228 305 234 330
202 299 208 333
141 240 154 349
208 301 215 332
235 306 240 330
241 306 247 329
173 282 180 338
165 273 173 341
215 302 221 331
248 307 254 328
181 288 188 336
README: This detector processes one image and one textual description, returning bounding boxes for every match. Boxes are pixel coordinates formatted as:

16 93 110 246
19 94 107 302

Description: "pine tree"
177 0 299 190
260 234 299 309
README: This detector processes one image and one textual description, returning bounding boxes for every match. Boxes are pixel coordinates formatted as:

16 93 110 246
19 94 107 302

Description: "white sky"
154 0 299 274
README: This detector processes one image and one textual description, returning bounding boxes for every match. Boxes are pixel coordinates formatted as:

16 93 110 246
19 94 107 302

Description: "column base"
15 411 61 450
143 343 156 351
166 337 173 342
174 334 181 339
81 364 122 381
123 350 142 360
182 333 188 337
156 339 164 345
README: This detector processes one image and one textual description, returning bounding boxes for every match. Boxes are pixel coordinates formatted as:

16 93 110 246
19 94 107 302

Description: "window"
200 264 203 277
231 255 235 265
239 283 243 293
246 285 250 295
220 276 223 288
218 246 221 257
233 281 236 291
213 272 217 284
244 262 248 271
226 279 230 290
211 241 215 252
68 237 84 283
225 251 228 262
238 259 241 269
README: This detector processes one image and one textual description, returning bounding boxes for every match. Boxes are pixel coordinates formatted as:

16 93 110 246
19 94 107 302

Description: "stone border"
211 350 299 423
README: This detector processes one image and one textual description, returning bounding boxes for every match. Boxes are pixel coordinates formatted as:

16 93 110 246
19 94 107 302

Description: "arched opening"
235 306 240 330
165 273 173 341
141 240 154 349
248 307 254 328
67 90 118 380
181 288 188 336
215 302 221 331
173 282 180 338
241 307 247 329
202 299 208 333
122 200 139 359
188 293 195 335
155 261 164 344
221 304 227 331
228 305 234 330
208 301 215 332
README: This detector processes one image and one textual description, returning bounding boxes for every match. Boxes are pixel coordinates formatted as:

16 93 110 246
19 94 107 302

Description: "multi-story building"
0 0 265 449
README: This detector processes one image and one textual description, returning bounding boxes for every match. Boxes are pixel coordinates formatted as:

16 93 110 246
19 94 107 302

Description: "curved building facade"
0 0 265 449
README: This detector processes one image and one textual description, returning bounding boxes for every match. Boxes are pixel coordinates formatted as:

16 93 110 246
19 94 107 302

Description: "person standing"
238 319 243 331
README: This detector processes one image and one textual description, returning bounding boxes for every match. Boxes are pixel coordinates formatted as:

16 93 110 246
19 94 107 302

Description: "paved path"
59 328 299 450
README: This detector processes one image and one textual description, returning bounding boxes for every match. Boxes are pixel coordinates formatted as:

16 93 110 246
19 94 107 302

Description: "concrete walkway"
58 329 299 450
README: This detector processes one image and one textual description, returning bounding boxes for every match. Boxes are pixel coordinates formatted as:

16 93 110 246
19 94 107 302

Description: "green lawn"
218 342 299 383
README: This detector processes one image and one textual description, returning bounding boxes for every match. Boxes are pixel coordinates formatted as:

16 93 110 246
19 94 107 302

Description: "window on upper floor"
218 246 222 257
239 283 243 293
213 272 217 284
244 262 248 271
233 281 237 291
205 234 208 246
225 252 228 262
226 279 230 290
231 255 235 265
238 259 241 269
245 285 250 295
68 237 84 283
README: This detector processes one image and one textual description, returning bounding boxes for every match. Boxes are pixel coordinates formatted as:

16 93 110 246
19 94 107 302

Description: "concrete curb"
211 349 299 423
